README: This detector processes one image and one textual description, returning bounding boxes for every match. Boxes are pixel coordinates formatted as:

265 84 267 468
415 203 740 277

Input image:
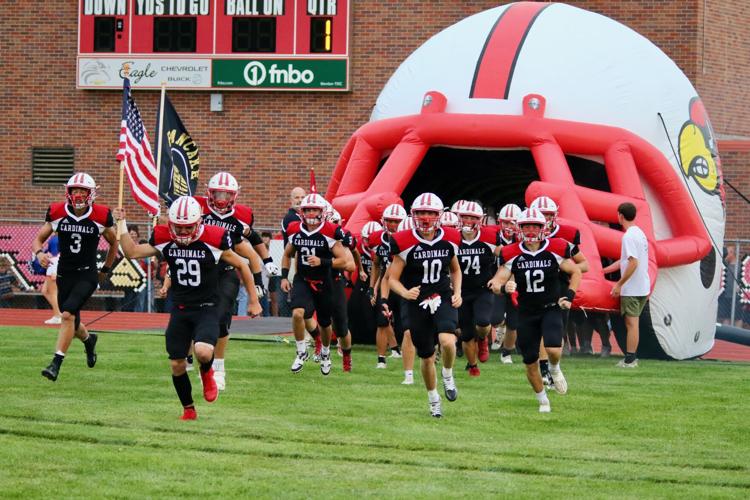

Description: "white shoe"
539 401 551 413
390 350 402 359
401 375 414 385
494 325 506 347
490 340 502 351
291 351 309 373
500 353 513 364
376 361 387 369
617 358 639 368
429 398 442 418
44 315 62 325
213 370 226 391
442 375 458 401
337 345 343 357
550 369 568 395
320 354 332 376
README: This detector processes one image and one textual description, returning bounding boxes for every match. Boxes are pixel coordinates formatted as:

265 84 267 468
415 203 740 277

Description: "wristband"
500 284 507 294
263 256 273 264
379 297 388 306
320 257 332 267
281 268 289 280
118 219 128 237
100 265 111 274
253 272 263 285
563 289 576 302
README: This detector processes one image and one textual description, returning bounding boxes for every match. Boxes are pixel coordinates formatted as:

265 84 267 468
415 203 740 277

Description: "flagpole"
116 65 131 242
153 81 167 227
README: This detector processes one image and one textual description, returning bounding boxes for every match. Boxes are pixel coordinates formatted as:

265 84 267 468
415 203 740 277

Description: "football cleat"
477 337 489 363
550 369 568 395
41 362 59 382
376 361 387 369
429 399 443 418
213 370 226 391
443 375 458 402
44 315 62 325
180 407 198 420
617 358 639 368
543 372 555 390
291 351 309 373
468 365 480 377
84 333 98 368
401 374 414 385
500 353 513 364
539 402 552 413
342 352 352 372
313 336 322 363
389 349 402 359
320 354 332 376
200 368 219 403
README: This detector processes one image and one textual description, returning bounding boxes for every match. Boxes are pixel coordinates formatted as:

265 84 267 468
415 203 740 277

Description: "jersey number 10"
422 260 442 284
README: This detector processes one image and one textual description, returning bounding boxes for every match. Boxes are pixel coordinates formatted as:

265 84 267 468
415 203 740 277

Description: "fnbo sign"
213 59 347 90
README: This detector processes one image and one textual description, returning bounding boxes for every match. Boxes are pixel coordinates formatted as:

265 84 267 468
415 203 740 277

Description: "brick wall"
1 1 748 234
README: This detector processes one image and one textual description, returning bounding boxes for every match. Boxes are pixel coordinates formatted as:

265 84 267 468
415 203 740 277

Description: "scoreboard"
77 0 349 91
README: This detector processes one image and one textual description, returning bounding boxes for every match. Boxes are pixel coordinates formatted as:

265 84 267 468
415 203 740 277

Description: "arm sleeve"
246 229 263 246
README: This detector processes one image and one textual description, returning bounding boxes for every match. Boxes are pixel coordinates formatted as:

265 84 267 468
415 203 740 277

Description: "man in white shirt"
604 202 650 368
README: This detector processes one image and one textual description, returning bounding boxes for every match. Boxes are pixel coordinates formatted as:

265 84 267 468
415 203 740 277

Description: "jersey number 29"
176 258 201 286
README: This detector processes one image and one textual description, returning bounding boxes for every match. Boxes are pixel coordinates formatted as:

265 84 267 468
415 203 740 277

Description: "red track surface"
2 308 749 362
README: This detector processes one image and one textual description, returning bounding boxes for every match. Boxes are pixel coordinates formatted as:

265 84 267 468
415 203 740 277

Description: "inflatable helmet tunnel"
326 2 725 360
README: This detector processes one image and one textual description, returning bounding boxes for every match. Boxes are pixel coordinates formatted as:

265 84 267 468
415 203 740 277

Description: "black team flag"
155 95 200 205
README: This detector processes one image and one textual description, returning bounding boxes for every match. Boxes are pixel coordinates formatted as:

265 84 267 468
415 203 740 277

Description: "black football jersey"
46 202 113 273
150 225 232 306
458 226 499 294
357 239 374 277
370 230 392 273
499 238 571 312
389 228 460 302
287 221 344 281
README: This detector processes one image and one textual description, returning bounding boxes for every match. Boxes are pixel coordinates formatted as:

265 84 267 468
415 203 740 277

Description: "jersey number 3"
176 258 201 286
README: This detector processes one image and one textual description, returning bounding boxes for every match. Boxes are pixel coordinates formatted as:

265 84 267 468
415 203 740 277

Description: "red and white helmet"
440 211 460 229
168 196 203 246
66 173 97 210
456 200 484 232
207 172 239 214
381 203 407 233
300 193 328 226
498 203 522 239
327 208 342 224
327 2 723 358
361 221 383 246
411 193 444 232
450 200 467 214
530 196 558 230
397 216 415 232
517 208 547 243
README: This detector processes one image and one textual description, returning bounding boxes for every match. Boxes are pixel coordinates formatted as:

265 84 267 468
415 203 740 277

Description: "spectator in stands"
261 231 279 316
122 225 141 312
0 256 18 307
718 246 742 326
41 234 62 324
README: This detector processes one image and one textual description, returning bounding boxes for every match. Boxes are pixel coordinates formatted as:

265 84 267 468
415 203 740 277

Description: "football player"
489 208 581 412
493 203 522 364
281 194 352 376
388 193 462 418
33 173 118 382
116 197 262 420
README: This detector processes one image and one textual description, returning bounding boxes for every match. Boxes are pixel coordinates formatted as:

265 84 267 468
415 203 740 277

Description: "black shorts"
331 277 349 336
458 290 495 342
517 307 564 365
376 293 405 337
290 275 333 328
56 269 98 330
216 270 240 337
165 306 220 359
491 293 519 330
405 293 458 359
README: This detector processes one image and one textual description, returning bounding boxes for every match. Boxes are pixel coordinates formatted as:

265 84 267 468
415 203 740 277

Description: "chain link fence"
0 218 291 317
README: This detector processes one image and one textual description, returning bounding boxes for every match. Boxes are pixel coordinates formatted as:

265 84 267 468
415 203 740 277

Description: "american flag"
116 78 160 216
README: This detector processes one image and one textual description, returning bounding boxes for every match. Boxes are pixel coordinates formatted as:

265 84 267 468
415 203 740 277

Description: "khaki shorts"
621 296 648 317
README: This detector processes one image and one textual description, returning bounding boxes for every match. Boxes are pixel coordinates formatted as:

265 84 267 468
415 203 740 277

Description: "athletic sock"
377 355 386 364
500 348 510 356
550 362 560 373
52 352 65 368
427 389 440 403
172 373 194 408
296 340 307 354
321 346 330 357
212 358 225 372
624 352 637 363
199 356 214 374
342 348 352 356
535 389 549 404
441 367 453 379
404 369 413 378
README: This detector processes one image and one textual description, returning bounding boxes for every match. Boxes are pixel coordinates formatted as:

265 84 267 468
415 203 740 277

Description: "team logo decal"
678 97 725 201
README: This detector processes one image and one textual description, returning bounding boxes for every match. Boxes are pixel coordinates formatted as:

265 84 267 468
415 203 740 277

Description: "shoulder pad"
234 204 254 226
194 196 210 214
200 225 229 249
48 202 67 221
547 238 571 257
152 225 172 246
391 229 419 252
90 204 112 226
286 220 301 236
441 227 462 245
479 225 500 244
500 242 523 262
320 221 341 239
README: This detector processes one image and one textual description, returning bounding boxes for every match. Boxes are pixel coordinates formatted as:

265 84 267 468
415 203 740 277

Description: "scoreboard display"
77 0 349 91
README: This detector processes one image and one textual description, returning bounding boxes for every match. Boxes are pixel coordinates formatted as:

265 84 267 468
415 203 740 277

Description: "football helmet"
411 192 444 232
381 203 407 233
450 200 466 214
300 193 328 227
517 208 546 243
207 172 239 214
397 216 415 232
360 221 383 247
440 211 460 229
327 208 342 224
66 173 97 210
168 196 203 246
530 196 558 231
456 200 484 232
498 203 522 240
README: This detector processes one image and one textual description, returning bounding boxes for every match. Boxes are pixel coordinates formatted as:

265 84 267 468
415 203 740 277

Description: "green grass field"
0 326 748 498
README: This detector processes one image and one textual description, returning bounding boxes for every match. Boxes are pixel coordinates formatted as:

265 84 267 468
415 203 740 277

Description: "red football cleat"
478 337 490 363
201 368 219 403
468 365 481 377
314 336 322 356
180 407 197 420
343 352 352 372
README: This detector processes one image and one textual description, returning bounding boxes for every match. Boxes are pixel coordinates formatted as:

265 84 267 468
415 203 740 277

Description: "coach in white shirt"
604 202 650 368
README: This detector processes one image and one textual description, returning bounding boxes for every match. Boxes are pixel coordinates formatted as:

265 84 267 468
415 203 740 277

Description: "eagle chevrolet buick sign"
77 0 350 91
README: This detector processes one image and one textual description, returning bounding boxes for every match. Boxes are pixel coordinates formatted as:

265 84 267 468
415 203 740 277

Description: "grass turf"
0 326 748 498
